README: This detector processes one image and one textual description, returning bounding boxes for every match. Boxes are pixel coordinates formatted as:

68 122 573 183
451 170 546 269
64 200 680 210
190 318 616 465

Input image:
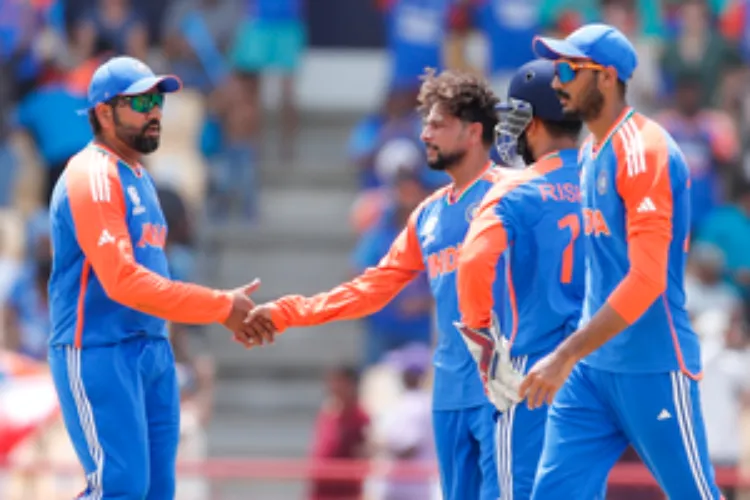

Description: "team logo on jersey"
420 215 438 247
465 202 480 223
127 186 146 215
597 170 608 195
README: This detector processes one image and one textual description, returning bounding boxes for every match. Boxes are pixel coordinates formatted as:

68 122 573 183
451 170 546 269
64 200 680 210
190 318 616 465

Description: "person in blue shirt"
352 167 434 366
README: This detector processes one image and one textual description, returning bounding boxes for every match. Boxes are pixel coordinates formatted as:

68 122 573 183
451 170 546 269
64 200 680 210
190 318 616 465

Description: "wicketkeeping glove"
454 318 523 412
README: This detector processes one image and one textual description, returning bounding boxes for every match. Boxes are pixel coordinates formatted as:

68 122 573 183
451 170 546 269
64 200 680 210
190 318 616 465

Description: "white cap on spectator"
374 138 423 186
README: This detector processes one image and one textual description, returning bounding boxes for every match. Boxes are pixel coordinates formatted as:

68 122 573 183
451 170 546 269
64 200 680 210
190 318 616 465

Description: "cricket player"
455 58 585 500
243 69 520 500
519 24 723 499
47 56 272 499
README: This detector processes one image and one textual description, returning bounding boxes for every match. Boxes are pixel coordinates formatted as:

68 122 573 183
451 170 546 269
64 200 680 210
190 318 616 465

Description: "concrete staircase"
197 114 367 498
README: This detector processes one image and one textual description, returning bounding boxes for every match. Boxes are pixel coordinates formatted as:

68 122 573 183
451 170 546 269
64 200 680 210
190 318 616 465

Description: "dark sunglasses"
555 60 605 84
113 93 165 113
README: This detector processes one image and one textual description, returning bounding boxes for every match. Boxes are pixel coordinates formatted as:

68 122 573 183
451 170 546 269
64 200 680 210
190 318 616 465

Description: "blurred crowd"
1 0 750 498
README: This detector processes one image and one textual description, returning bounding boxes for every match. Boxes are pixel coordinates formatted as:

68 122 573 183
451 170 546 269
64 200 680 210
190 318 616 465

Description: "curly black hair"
417 68 500 147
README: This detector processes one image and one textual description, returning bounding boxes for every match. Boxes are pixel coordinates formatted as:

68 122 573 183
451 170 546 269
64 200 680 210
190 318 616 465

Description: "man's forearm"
557 303 629 362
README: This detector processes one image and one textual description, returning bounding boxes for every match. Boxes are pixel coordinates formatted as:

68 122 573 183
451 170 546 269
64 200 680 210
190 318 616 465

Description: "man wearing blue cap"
47 56 274 499
519 24 722 499
456 58 585 500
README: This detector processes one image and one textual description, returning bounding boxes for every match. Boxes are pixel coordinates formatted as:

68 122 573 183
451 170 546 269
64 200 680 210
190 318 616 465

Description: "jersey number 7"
557 213 581 284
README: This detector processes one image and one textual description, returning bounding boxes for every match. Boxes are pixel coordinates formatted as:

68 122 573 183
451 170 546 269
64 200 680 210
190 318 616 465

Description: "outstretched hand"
222 279 276 347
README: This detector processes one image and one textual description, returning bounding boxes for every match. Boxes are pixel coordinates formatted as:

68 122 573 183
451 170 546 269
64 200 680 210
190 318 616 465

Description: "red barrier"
2 459 749 488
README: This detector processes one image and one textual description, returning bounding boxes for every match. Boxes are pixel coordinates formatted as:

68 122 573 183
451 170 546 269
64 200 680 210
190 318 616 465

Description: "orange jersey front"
48 144 232 348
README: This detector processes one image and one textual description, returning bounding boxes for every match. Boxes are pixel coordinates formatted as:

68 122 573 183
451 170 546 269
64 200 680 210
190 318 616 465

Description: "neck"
449 148 490 194
534 139 577 161
96 136 140 167
588 99 628 146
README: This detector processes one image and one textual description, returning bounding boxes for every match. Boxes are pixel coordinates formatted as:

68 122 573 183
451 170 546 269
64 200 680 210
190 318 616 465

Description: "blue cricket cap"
505 59 569 122
85 56 182 110
533 23 638 82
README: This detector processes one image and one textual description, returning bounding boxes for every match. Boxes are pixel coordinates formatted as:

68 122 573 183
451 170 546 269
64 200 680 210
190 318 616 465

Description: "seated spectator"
200 73 259 221
600 0 662 112
375 344 435 500
685 243 742 321
696 179 750 297
309 366 370 500
378 0 449 91
695 305 750 500
660 0 742 107
655 69 740 231
72 0 148 62
472 0 540 87
231 0 306 162
352 167 434 367
15 51 92 206
2 210 52 362
162 0 242 94
348 86 422 191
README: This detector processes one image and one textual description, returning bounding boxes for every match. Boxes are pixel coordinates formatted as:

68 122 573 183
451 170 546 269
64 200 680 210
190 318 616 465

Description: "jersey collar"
90 141 144 177
447 161 493 205
591 107 634 159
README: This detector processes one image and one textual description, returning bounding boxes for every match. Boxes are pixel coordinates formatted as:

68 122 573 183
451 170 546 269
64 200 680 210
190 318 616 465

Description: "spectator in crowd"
200 73 259 221
351 165 434 367
696 179 750 297
1 210 51 362
600 0 662 111
71 0 148 62
15 48 92 205
309 366 371 500
378 0 450 94
348 86 422 192
656 69 740 230
162 0 242 94
231 0 306 162
472 0 540 90
660 0 742 107
685 242 742 320
374 343 435 500
695 305 750 500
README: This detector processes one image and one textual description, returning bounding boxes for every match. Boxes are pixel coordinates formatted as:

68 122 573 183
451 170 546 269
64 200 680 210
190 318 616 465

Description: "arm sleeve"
270 213 426 332
67 155 233 324
457 194 512 329
607 138 673 324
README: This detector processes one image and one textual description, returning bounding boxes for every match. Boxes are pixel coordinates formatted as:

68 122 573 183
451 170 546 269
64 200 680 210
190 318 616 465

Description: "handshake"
220 279 280 348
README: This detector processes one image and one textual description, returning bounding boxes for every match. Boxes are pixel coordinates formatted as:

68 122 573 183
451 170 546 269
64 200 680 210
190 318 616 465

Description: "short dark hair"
88 109 103 135
417 68 500 146
541 118 583 141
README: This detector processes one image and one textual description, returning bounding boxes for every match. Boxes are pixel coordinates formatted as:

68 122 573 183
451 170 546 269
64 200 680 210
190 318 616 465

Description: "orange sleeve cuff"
269 302 289 333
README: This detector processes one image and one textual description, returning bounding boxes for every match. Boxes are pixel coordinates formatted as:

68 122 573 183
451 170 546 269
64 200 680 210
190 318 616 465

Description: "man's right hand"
235 302 279 348
222 280 276 347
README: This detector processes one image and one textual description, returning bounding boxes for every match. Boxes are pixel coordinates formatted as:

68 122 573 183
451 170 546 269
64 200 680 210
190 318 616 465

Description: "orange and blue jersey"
458 149 584 357
578 107 700 376
48 143 233 348
268 165 507 411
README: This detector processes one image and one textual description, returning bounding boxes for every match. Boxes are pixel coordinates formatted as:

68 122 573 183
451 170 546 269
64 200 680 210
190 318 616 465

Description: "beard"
576 76 605 122
425 145 467 171
113 111 161 154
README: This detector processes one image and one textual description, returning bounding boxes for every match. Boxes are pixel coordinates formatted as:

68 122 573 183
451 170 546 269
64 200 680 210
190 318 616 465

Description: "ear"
469 121 484 145
526 117 542 140
601 66 619 91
